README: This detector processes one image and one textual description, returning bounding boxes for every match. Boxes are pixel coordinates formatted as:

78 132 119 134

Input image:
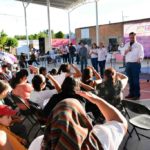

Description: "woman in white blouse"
97 42 107 77
30 74 61 108
89 43 98 72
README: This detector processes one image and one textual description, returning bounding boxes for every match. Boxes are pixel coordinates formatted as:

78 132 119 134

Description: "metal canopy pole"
47 0 52 51
95 0 99 46
68 11 71 44
22 1 30 58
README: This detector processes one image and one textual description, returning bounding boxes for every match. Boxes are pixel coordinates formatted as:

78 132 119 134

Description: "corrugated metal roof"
16 0 90 9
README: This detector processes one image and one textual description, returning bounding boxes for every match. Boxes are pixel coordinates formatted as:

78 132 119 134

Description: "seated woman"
10 69 33 109
39 67 54 90
81 66 103 122
49 68 57 76
41 92 127 150
0 105 26 150
43 76 100 123
0 80 27 145
54 63 82 85
96 67 128 110
43 76 86 118
30 74 61 108
0 65 12 82
81 66 102 88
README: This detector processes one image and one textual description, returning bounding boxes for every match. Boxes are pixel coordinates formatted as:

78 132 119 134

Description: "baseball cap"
0 105 17 116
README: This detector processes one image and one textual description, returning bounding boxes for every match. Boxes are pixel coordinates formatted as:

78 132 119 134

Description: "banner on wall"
124 22 150 57
81 28 89 39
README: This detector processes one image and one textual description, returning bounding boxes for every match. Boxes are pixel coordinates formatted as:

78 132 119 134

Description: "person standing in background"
79 42 88 73
97 42 107 77
19 53 27 68
68 43 76 64
118 42 126 67
124 32 144 100
89 43 98 72
76 42 81 64
61 45 68 63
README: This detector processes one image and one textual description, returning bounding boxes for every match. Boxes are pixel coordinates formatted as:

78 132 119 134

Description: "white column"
122 11 124 22
23 2 30 58
68 11 71 43
95 0 99 46
47 0 52 51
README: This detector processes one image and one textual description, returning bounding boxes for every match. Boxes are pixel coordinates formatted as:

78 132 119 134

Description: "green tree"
0 36 7 47
33 34 38 39
14 35 26 40
29 34 34 40
55 31 64 38
5 37 18 48
14 30 56 40
0 30 7 37
14 35 20 40
0 30 7 48
38 31 48 38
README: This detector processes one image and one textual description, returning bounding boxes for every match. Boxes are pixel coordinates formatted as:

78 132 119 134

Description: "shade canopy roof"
16 0 94 10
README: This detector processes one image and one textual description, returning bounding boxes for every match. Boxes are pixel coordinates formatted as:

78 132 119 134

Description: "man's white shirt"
124 42 144 62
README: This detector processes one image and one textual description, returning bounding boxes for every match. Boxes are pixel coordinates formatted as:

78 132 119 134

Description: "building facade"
75 18 150 57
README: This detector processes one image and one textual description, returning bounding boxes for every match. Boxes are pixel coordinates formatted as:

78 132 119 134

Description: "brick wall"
75 22 124 47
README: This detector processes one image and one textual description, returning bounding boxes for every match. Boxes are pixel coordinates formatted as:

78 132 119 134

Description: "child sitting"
0 105 26 150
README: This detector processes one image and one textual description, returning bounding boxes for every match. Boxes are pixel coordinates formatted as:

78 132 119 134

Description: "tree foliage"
0 30 19 51
0 30 7 37
5 37 18 48
14 30 65 40
14 35 26 40
55 31 64 38
14 30 56 40
0 30 7 47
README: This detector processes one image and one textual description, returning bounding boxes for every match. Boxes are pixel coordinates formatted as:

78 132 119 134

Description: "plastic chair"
122 99 150 148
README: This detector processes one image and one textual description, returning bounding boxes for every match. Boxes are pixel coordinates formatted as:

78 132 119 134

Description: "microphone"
129 42 134 51
130 42 134 46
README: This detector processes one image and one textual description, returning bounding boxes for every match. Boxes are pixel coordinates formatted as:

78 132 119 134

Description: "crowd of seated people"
0 61 128 150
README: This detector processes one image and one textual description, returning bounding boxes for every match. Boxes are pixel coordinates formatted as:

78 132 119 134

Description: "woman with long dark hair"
96 67 128 109
81 66 102 88
10 69 33 108
30 74 61 108
53 63 82 86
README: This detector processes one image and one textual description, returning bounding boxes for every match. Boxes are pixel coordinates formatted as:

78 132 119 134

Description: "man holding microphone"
124 32 144 100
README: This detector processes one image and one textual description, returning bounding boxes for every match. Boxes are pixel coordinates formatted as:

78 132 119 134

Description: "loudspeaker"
39 38 45 55
108 38 118 52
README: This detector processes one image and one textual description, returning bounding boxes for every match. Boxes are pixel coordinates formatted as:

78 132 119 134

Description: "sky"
0 0 149 37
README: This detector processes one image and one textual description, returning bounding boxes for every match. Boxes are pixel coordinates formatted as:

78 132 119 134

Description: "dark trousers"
69 54 74 64
76 54 80 64
91 58 98 72
98 60 106 77
126 62 141 97
80 57 87 73
63 54 68 63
